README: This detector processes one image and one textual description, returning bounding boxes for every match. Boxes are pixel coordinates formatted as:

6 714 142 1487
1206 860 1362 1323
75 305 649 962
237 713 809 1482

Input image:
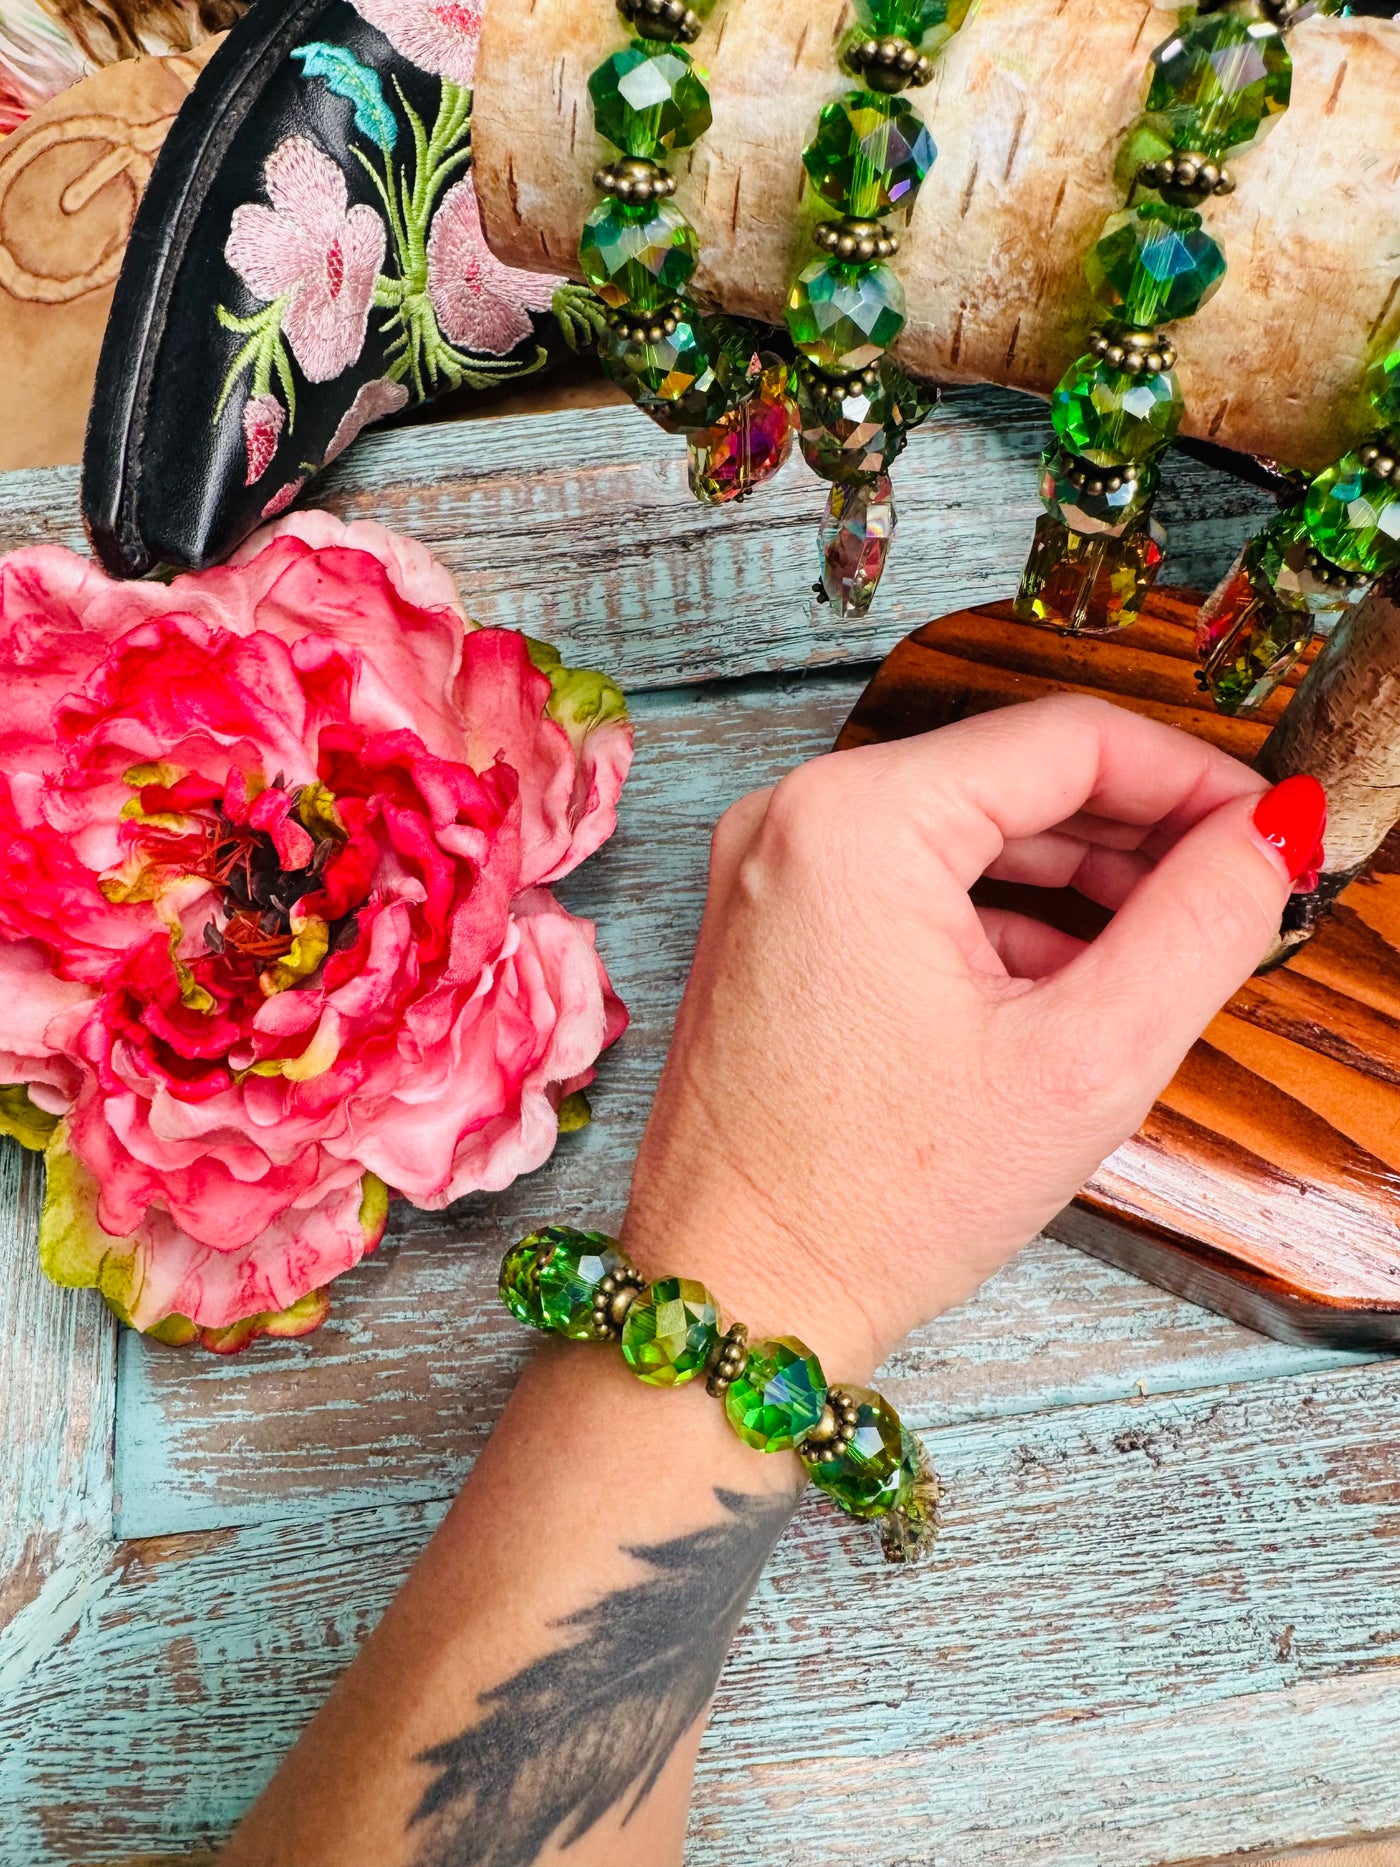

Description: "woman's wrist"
621 1167 892 1389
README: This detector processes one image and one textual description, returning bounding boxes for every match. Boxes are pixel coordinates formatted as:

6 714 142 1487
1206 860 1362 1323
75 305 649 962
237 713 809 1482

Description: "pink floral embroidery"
242 394 285 484
427 176 556 355
261 477 306 518
323 377 410 465
225 137 386 384
350 0 480 87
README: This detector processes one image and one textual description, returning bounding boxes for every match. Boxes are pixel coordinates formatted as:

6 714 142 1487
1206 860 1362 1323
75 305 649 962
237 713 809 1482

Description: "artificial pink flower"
323 377 410 465
427 175 557 355
243 393 285 484
0 513 631 1341
350 0 480 87
226 137 386 383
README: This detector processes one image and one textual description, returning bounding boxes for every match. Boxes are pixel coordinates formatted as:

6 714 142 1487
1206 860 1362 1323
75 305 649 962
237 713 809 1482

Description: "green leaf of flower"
292 43 398 153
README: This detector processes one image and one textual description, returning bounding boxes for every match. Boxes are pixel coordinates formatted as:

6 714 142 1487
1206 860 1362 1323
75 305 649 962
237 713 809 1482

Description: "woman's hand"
623 694 1326 1380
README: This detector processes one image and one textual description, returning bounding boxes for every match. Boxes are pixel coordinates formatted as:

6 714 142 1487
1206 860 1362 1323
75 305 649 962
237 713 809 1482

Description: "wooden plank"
109 669 1370 1540
12 1359 1400 1866
0 390 1275 696
0 1136 117 1680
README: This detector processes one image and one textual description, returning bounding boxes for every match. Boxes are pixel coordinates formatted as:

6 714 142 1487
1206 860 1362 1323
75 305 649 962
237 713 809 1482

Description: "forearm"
219 1215 858 1867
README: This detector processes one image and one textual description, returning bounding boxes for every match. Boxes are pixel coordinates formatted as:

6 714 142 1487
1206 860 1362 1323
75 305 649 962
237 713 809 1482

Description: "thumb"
1044 773 1326 1088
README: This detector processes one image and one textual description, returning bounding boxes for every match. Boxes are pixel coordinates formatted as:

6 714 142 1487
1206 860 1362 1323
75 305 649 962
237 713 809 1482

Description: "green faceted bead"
579 197 697 312
1114 116 1174 195
1145 11 1291 159
600 308 732 432
724 1336 828 1451
499 1227 631 1338
1302 453 1400 577
1014 510 1165 635
1367 346 1400 432
852 0 974 55
1040 446 1158 538
786 259 906 376
796 357 932 483
806 1386 906 1518
620 1276 720 1386
1050 354 1183 467
1085 199 1225 328
802 89 936 220
499 1235 551 1331
588 41 711 158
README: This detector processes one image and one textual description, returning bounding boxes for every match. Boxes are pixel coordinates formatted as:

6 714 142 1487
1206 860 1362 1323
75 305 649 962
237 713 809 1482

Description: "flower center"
326 237 344 300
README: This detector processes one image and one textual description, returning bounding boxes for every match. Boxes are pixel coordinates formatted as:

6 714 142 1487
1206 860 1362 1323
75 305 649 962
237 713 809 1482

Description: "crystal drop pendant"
816 473 896 617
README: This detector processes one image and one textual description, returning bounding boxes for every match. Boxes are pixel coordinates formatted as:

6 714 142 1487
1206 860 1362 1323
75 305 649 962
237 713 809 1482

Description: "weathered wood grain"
476 0 1400 470
12 1358 1400 1866
0 1137 116 1683
0 395 1273 695
109 668 1371 1540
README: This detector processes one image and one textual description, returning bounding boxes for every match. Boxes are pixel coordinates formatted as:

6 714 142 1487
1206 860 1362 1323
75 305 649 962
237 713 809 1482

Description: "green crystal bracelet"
580 0 796 506
1013 0 1311 638
1196 340 1400 713
785 0 961 617
499 1225 940 1563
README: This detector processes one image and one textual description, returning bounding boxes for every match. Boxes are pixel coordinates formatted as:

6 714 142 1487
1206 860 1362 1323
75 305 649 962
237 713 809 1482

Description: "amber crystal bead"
1015 511 1165 636
724 1336 828 1451
620 1275 720 1386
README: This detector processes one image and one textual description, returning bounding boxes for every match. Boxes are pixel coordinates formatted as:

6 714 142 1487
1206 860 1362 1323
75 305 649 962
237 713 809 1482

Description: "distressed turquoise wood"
0 398 1393 1867
0 391 1275 696
7 1361 1400 1867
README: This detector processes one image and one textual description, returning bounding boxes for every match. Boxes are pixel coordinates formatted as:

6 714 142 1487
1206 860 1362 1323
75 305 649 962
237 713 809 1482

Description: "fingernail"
1252 774 1327 886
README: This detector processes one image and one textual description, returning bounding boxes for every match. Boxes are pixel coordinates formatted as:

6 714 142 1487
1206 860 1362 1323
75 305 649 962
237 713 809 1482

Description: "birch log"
1257 574 1400 957
474 0 1400 474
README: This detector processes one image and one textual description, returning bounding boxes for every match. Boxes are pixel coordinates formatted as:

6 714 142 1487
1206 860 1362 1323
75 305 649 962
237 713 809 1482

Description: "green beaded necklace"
1013 0 1305 638
785 0 966 617
579 1 798 506
500 1225 941 1563
1197 343 1400 714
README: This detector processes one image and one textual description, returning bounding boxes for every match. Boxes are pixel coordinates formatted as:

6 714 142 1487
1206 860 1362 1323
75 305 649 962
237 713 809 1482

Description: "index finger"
845 692 1269 887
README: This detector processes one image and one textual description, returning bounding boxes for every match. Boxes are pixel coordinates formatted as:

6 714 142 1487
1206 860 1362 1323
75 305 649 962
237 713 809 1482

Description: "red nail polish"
1253 774 1327 884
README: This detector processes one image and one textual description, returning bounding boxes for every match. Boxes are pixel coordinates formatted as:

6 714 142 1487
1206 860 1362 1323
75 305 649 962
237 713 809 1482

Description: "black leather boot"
83 0 597 576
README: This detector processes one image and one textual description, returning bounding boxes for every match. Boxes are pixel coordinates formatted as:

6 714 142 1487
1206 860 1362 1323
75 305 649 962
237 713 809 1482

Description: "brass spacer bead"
814 215 898 264
591 1267 646 1339
618 0 702 41
846 31 931 92
705 1322 750 1397
1137 151 1236 201
594 155 677 204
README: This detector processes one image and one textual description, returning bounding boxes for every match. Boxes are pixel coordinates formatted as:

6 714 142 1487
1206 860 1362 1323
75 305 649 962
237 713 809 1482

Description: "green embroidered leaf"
291 43 398 152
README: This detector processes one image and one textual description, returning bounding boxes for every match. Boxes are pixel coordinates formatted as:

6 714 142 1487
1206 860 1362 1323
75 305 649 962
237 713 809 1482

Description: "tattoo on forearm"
407 1487 795 1867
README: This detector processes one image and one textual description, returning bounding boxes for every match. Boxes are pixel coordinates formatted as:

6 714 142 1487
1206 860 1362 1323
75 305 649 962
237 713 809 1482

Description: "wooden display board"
838 590 1400 1349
